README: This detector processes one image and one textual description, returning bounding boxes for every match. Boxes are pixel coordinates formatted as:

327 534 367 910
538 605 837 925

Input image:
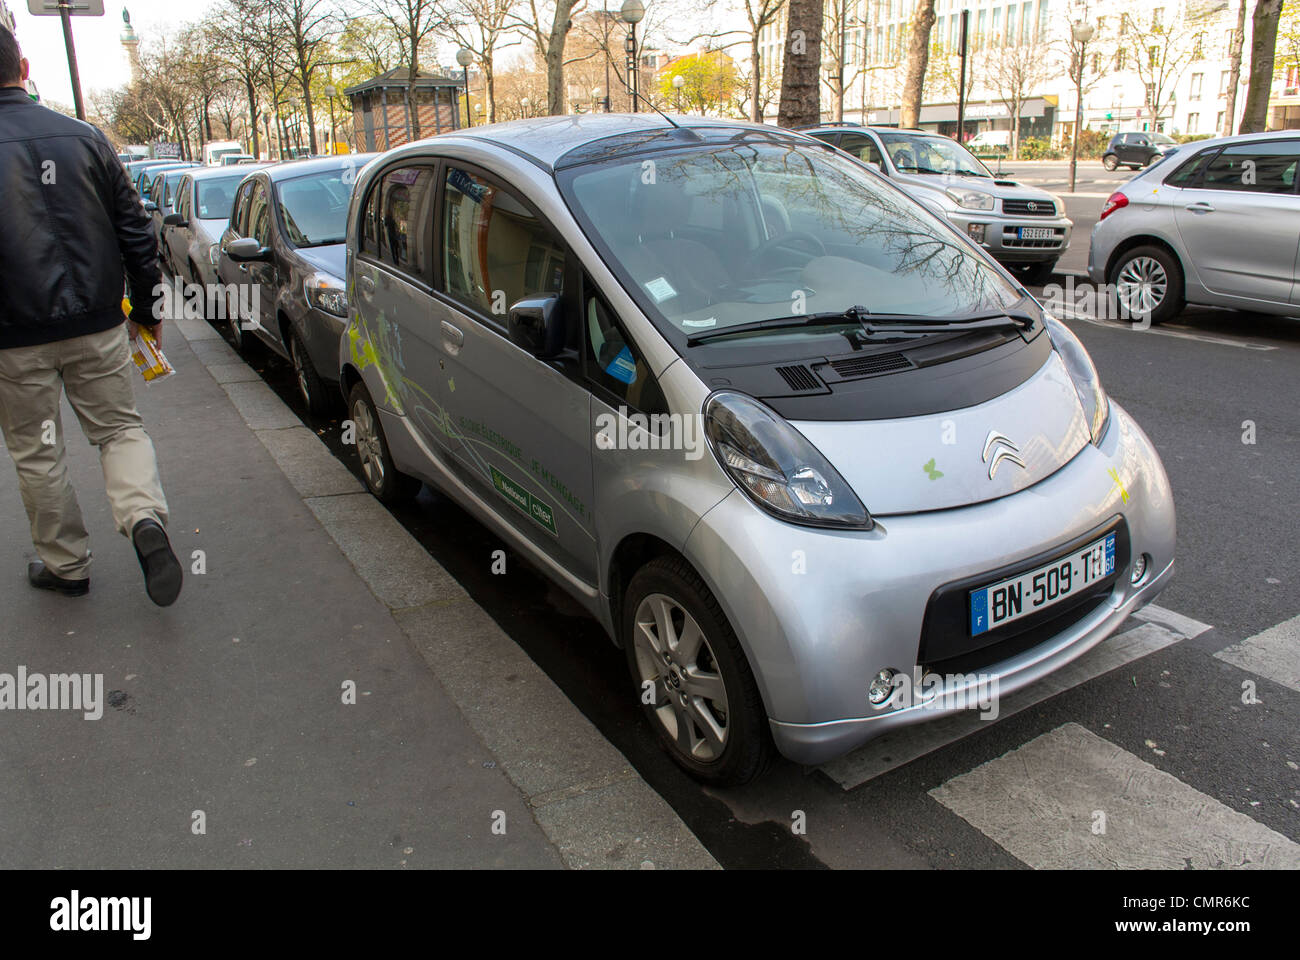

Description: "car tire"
623 555 773 786
289 326 332 418
1109 244 1185 325
1012 259 1057 286
1102 153 1119 171
347 381 420 505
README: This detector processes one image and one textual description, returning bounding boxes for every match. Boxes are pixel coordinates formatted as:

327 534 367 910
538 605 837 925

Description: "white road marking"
1214 614 1300 693
1061 308 1280 351
820 607 1202 790
930 722 1300 869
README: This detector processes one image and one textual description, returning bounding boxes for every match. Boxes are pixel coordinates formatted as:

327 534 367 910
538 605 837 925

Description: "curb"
171 316 719 870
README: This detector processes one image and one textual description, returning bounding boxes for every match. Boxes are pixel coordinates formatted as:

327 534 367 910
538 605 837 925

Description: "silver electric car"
340 115 1176 785
1089 131 1300 325
163 164 272 287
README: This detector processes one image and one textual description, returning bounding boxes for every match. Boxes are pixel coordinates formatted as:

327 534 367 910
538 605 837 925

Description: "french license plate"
1017 227 1054 240
969 533 1116 636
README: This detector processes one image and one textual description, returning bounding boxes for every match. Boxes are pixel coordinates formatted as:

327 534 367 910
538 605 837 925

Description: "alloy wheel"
351 397 385 491
633 593 730 762
1115 256 1168 316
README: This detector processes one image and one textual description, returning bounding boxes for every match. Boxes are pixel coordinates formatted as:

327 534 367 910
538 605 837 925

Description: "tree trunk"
777 0 824 128
303 79 318 154
900 0 937 128
545 1 580 116
408 34 421 139
1240 0 1283 133
485 58 496 123
1223 0 1248 134
750 34 762 122
246 77 260 158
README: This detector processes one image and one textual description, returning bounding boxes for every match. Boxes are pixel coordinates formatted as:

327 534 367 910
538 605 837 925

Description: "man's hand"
129 320 162 348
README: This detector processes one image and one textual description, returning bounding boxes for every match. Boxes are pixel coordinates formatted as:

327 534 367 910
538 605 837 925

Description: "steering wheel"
740 230 827 277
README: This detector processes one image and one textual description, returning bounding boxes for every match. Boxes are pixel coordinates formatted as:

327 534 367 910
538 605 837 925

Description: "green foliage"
658 50 744 116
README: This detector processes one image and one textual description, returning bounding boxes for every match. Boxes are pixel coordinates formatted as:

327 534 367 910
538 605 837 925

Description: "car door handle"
1185 201 1215 213
358 275 376 296
440 321 464 348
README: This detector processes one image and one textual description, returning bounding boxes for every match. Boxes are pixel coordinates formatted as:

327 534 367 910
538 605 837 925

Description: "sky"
9 0 209 108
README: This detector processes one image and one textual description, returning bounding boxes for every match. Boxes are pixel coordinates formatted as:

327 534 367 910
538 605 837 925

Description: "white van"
202 140 244 166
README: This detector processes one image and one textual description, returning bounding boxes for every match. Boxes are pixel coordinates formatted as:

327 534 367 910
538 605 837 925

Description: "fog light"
967 223 986 243
1131 554 1148 584
868 668 899 706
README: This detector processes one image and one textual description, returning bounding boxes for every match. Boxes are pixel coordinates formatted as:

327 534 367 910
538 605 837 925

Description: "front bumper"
947 210 1073 264
681 400 1175 766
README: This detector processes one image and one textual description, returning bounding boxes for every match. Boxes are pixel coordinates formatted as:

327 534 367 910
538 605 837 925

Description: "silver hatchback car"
1090 131 1300 324
340 115 1175 785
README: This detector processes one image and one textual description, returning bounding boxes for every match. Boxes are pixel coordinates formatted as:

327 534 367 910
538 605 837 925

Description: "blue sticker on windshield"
605 346 637 385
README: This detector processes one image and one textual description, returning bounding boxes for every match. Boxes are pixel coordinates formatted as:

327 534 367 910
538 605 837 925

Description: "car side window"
232 180 255 235
247 181 271 245
359 182 380 257
148 174 162 201
441 166 565 322
1200 141 1300 194
838 133 883 166
1165 148 1218 187
583 279 667 415
177 180 190 219
377 165 436 281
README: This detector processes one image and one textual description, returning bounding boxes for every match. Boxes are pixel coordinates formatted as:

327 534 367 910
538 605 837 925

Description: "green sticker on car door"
490 466 558 537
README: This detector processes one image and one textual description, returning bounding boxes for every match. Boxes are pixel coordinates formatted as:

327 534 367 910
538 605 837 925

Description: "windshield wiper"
686 304 1035 346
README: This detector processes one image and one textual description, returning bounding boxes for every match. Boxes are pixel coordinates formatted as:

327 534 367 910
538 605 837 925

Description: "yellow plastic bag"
123 298 175 384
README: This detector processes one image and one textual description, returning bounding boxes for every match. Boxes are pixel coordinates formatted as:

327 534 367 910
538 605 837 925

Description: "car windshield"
1151 133 1176 145
276 169 352 247
880 133 991 177
560 138 1020 348
195 174 246 220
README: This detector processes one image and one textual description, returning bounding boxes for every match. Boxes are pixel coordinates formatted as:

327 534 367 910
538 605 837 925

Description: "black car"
216 154 376 415
1101 132 1176 171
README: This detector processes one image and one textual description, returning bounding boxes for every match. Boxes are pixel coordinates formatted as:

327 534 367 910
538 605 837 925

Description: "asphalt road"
240 234 1300 869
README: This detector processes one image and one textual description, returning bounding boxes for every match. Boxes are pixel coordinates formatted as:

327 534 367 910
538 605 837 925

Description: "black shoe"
131 519 182 607
27 563 90 597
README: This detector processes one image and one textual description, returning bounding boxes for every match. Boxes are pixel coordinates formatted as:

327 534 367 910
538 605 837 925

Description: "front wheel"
288 326 333 418
347 382 420 505
1110 244 1185 325
623 556 772 786
1011 259 1057 286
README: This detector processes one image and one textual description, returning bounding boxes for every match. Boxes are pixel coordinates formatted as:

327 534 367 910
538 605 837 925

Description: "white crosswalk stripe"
1214 614 1300 693
819 604 1211 790
930 722 1300 869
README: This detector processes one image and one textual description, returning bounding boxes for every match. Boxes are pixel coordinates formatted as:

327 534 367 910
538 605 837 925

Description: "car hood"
892 171 1058 202
792 350 1091 515
295 244 346 279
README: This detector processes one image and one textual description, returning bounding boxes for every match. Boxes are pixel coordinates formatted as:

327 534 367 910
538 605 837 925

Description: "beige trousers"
0 323 168 580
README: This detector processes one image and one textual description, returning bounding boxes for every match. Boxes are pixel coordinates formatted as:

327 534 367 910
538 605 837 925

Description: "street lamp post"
592 85 605 113
620 0 645 113
1069 21 1095 194
456 48 474 128
672 73 685 113
521 96 531 119
323 84 338 155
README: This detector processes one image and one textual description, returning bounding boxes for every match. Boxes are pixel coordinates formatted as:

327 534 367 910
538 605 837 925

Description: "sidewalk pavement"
0 316 717 870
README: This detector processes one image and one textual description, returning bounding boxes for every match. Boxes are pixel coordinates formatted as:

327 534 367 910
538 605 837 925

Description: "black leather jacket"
0 88 161 350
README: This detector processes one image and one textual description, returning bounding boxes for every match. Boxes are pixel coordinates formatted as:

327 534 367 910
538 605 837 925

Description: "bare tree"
449 0 520 122
508 0 586 116
776 0 821 126
987 41 1055 158
1223 0 1247 134
276 0 336 153
1240 0 1284 132
1125 6 1210 131
899 0 936 128
671 0 785 122
363 0 450 135
207 0 269 157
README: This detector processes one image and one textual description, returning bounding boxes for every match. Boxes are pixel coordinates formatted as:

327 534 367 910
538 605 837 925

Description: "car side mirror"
507 294 565 358
163 212 187 227
143 200 158 213
226 237 271 263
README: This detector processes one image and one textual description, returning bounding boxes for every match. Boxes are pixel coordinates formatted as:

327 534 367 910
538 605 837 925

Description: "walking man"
0 29 181 606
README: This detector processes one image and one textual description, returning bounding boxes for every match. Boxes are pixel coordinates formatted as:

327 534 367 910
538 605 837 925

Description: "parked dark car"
145 166 200 268
216 154 376 415
1102 132 1176 171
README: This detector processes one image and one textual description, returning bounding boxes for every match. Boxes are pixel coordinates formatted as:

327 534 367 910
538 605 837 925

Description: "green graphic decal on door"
490 466 558 537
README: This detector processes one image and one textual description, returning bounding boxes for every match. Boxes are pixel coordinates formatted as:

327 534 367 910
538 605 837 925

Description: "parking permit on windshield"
645 276 677 302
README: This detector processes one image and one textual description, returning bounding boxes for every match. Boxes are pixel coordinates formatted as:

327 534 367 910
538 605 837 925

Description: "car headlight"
704 391 872 529
945 187 995 211
1044 313 1110 445
304 274 348 318
1050 194 1066 217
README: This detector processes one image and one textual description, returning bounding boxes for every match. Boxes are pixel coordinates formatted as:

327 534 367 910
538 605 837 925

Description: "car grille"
775 364 822 391
1001 235 1065 249
824 352 913 379
1002 199 1056 216
916 517 1131 675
